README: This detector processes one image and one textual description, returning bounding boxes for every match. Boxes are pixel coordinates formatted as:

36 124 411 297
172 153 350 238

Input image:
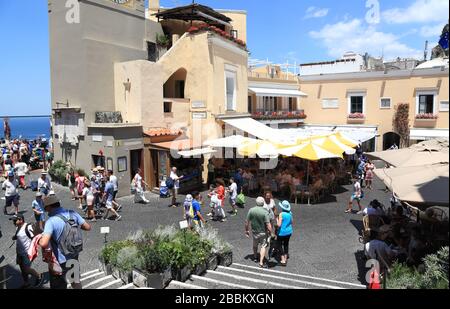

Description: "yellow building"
298 63 449 151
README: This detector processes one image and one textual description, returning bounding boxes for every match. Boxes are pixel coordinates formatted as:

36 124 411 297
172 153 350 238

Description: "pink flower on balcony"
416 113 438 119
188 26 199 33
348 113 365 119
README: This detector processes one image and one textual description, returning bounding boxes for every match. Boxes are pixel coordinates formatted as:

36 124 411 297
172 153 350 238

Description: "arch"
383 132 401 150
163 68 187 99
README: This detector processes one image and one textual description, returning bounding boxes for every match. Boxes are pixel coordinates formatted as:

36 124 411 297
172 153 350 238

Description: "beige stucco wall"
219 10 247 43
299 70 449 150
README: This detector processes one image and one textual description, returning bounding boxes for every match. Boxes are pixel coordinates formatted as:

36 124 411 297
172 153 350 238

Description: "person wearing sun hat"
277 201 294 266
2 170 20 215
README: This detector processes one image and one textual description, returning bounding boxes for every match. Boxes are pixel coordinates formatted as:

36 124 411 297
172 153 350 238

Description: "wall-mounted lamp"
123 79 131 92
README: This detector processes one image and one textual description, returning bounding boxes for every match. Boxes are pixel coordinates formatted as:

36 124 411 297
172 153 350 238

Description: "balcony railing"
251 110 307 120
248 70 298 81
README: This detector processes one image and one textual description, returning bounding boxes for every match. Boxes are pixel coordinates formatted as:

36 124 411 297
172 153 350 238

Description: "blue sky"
0 0 448 116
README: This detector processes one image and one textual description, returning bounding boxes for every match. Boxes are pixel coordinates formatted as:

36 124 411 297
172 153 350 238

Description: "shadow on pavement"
350 219 364 236
354 250 369 286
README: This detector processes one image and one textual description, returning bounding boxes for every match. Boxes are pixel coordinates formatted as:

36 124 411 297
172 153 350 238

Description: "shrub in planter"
99 240 134 277
198 226 233 267
115 245 143 284
48 160 69 186
206 254 218 271
134 243 173 289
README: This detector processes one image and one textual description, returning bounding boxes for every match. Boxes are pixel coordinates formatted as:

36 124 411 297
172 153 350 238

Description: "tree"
393 103 410 148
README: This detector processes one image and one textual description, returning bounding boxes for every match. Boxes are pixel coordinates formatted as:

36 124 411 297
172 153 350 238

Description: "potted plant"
99 240 134 276
114 245 142 284
133 242 173 289
156 34 171 48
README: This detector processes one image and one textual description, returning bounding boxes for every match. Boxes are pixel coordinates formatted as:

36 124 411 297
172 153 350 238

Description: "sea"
0 117 51 140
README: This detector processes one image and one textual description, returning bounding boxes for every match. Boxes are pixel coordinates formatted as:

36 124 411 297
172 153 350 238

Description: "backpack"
166 177 174 190
55 211 83 258
24 223 43 240
236 193 246 205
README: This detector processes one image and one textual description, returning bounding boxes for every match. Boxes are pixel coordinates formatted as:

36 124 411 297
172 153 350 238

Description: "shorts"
16 254 32 267
106 200 113 209
86 195 95 206
5 195 20 207
351 194 361 201
230 197 236 205
252 232 270 249
34 213 45 222
50 258 81 289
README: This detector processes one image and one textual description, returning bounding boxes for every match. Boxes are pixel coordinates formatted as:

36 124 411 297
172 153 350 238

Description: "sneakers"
115 215 122 221
357 210 364 215
345 210 352 214
231 211 238 217
116 205 122 212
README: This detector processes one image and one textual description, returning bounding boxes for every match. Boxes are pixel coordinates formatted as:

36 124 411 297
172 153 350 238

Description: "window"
440 101 449 112
248 96 252 113
231 30 238 39
418 94 434 114
350 96 364 113
175 80 185 99
289 98 295 111
225 71 237 111
92 155 105 168
147 42 157 62
164 101 172 113
322 98 339 109
118 156 127 172
263 96 276 112
380 98 391 109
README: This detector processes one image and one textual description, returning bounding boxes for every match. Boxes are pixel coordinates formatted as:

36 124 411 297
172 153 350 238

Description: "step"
97 278 124 289
188 274 256 289
231 263 366 289
118 283 135 289
83 275 115 289
215 266 339 289
167 280 207 289
205 270 303 289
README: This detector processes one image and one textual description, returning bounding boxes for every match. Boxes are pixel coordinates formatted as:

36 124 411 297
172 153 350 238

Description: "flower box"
206 254 218 270
132 267 172 289
98 259 113 275
218 251 233 267
172 266 192 282
415 114 438 120
112 267 133 284
193 261 207 276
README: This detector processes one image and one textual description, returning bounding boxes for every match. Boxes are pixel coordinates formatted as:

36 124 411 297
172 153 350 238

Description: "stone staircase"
75 264 366 290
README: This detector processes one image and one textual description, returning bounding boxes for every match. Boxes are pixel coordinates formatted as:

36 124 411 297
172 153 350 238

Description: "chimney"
149 0 160 11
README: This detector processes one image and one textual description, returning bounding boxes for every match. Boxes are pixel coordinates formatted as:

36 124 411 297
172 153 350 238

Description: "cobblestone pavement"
0 171 393 288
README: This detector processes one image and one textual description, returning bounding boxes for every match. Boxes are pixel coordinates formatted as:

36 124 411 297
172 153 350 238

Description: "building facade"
49 0 249 195
298 64 449 151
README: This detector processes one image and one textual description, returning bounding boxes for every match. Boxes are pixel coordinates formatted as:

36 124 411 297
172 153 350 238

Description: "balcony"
248 70 298 82
347 113 366 124
252 110 307 122
414 114 438 128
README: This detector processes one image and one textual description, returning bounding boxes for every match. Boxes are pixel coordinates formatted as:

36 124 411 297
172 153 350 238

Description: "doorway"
130 149 143 181
383 132 401 150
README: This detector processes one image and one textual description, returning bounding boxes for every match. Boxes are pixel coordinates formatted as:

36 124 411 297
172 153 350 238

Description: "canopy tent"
278 142 344 161
204 135 256 148
410 128 449 141
238 140 282 159
296 134 357 155
248 87 308 98
154 3 232 26
222 117 296 145
178 147 217 158
374 164 449 206
410 138 449 151
366 147 449 168
280 126 377 144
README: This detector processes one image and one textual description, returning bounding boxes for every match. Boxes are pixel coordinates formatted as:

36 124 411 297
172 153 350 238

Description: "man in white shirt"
2 171 20 215
37 171 52 196
227 177 238 216
365 237 398 269
10 213 43 288
107 169 121 211
14 159 29 189
169 167 184 208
